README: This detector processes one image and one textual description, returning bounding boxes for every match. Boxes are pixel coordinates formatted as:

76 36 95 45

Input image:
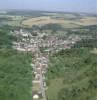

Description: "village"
11 29 81 100
12 29 81 53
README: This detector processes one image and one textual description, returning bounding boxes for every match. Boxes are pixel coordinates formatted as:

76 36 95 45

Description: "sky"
0 0 97 13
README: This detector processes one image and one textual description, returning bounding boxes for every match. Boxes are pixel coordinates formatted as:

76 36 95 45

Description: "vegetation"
72 25 97 48
73 38 97 48
40 24 65 32
46 48 97 100
0 49 32 100
0 11 97 100
0 28 32 100
0 29 16 48
7 10 45 17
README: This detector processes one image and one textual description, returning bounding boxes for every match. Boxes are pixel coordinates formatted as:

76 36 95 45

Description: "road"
32 50 48 100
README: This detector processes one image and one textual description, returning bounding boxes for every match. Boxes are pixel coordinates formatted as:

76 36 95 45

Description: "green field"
46 78 64 100
91 48 97 54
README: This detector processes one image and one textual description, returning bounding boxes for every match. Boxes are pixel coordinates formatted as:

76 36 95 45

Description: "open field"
32 83 40 92
22 16 80 28
46 78 64 100
74 17 97 26
90 48 97 54
22 16 66 27
22 16 97 28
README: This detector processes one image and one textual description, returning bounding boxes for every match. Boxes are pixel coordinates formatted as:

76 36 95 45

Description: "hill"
46 48 97 100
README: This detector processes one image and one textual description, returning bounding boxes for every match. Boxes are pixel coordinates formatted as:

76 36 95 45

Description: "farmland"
0 10 97 29
0 14 26 27
22 16 80 28
22 16 97 28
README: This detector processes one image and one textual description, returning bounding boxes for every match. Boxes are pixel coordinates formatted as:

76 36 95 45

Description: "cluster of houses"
11 29 81 100
31 53 48 100
12 29 81 54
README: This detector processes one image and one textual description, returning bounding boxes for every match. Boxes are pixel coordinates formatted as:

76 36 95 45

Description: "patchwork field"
22 16 97 28
0 12 97 28
22 16 65 27
0 15 25 26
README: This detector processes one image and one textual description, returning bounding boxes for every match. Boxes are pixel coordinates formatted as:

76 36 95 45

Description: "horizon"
0 0 96 14
0 9 96 15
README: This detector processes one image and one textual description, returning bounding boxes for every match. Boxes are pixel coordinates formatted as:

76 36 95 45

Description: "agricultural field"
0 11 97 29
22 15 97 28
74 17 97 26
0 15 26 27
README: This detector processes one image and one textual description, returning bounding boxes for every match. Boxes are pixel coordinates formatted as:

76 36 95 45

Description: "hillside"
46 48 97 100
0 28 32 100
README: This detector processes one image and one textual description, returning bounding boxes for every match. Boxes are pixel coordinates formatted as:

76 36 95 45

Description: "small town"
12 29 81 53
11 29 81 100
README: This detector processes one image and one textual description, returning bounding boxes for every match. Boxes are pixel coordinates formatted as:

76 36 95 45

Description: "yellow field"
22 16 80 28
22 16 97 28
32 82 40 91
22 16 64 27
75 17 97 26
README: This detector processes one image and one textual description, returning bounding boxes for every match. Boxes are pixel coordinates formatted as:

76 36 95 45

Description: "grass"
46 76 96 100
46 78 64 100
90 48 97 54
33 83 40 92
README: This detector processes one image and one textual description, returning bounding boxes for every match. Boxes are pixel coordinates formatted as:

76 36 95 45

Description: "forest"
0 28 32 100
46 48 97 100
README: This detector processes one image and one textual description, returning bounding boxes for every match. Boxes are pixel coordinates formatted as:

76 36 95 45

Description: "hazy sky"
0 0 97 13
